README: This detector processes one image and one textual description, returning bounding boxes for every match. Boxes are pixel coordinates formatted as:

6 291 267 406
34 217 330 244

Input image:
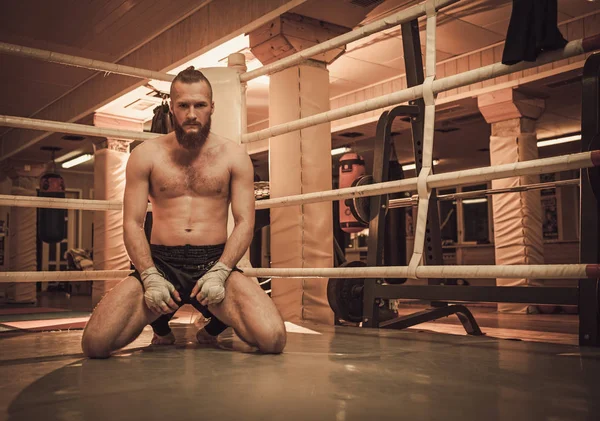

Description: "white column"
7 168 43 303
479 89 545 313
91 113 141 305
269 61 334 324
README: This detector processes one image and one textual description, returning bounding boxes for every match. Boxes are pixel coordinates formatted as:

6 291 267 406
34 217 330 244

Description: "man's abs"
149 196 229 246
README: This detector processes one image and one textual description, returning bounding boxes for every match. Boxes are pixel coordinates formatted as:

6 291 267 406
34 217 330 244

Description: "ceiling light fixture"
537 134 581 147
62 154 93 169
331 147 351 156
462 198 488 205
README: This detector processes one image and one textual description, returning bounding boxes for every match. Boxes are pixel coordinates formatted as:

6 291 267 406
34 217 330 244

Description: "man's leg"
81 276 159 358
207 272 286 354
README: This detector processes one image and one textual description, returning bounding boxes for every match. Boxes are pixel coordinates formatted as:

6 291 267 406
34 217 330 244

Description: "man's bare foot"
151 331 176 345
196 328 218 345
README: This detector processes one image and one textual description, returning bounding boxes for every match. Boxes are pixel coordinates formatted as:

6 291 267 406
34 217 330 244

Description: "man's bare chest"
150 159 230 198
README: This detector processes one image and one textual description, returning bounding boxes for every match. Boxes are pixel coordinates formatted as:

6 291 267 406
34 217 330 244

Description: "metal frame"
401 19 445 283
362 18 463 330
362 105 420 327
579 53 600 346
358 43 600 346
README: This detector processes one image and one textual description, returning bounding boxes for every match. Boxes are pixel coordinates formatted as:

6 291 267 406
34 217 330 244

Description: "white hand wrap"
141 267 176 313
194 262 232 305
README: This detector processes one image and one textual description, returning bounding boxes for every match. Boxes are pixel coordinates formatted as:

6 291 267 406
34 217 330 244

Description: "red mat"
0 307 69 316
1 316 89 332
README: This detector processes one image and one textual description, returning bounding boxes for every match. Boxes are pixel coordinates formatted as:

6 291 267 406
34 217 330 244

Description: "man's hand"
190 262 232 306
141 267 181 314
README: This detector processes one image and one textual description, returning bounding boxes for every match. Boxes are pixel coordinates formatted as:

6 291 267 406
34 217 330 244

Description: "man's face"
170 81 214 149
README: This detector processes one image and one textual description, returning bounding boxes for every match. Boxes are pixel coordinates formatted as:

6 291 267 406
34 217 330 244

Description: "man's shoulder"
128 134 172 167
225 141 250 164
211 134 248 158
132 133 170 155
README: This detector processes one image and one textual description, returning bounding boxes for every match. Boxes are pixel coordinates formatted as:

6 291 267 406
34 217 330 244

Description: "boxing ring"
0 0 600 324
3 1 600 420
1 0 600 341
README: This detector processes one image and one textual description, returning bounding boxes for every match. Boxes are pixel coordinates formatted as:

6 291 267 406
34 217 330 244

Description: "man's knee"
256 323 287 354
81 330 113 359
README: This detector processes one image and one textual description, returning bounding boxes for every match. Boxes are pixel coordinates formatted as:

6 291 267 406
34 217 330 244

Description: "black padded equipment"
347 175 378 226
327 261 367 323
502 0 567 65
37 172 67 244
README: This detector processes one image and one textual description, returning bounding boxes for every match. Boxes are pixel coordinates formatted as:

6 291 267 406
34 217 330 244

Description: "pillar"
478 88 545 313
267 61 334 324
92 113 141 306
0 174 11 301
4 164 46 304
249 13 353 325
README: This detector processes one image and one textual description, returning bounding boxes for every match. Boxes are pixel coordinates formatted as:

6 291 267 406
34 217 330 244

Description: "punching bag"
143 100 172 246
150 102 172 134
338 152 367 233
38 172 67 244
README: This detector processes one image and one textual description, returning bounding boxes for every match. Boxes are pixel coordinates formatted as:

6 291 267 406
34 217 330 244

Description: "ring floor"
1 320 600 421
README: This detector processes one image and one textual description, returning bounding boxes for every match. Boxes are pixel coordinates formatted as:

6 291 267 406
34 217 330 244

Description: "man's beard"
173 116 212 149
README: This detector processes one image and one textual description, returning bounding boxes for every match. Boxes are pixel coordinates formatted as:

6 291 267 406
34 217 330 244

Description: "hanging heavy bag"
38 172 67 244
150 101 172 134
144 100 172 243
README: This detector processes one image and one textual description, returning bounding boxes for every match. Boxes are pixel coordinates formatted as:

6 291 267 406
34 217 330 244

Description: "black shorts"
131 244 240 336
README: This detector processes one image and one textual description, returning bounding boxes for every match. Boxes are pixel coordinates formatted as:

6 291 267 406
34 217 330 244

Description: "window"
461 184 490 243
438 189 457 244
540 173 559 240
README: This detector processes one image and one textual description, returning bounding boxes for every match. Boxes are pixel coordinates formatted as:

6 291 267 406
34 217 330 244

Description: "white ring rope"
241 37 596 143
0 115 159 142
240 0 458 82
387 179 580 209
409 0 438 278
0 1 458 85
0 39 597 144
0 152 597 211
1 264 597 283
0 42 174 82
0 270 131 283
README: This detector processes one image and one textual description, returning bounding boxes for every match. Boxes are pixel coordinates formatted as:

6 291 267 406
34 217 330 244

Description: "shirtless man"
81 67 286 358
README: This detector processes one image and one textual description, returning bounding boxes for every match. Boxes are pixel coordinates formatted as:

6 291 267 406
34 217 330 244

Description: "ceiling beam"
0 0 307 162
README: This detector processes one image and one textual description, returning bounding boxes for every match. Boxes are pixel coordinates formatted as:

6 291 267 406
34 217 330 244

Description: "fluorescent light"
402 159 439 171
331 147 351 156
55 149 86 164
62 154 93 169
463 198 488 204
537 134 581 147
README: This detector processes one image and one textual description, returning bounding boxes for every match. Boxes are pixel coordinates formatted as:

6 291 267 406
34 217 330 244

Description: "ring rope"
1 264 598 283
240 0 458 82
0 153 597 211
0 1 459 85
0 115 158 142
241 36 600 144
387 179 580 209
0 42 174 82
409 1 438 278
1 39 598 145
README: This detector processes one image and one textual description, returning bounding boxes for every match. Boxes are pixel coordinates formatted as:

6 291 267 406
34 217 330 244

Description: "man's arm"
218 146 256 269
191 145 255 305
123 146 154 273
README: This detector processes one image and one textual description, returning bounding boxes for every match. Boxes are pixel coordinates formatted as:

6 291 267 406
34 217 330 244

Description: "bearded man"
81 67 286 358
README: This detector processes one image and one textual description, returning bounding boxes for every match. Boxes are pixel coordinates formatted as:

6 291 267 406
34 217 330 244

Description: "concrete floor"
1 321 600 421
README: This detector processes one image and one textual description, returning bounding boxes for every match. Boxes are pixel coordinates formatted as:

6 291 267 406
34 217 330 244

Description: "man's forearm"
218 221 253 269
123 223 154 273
